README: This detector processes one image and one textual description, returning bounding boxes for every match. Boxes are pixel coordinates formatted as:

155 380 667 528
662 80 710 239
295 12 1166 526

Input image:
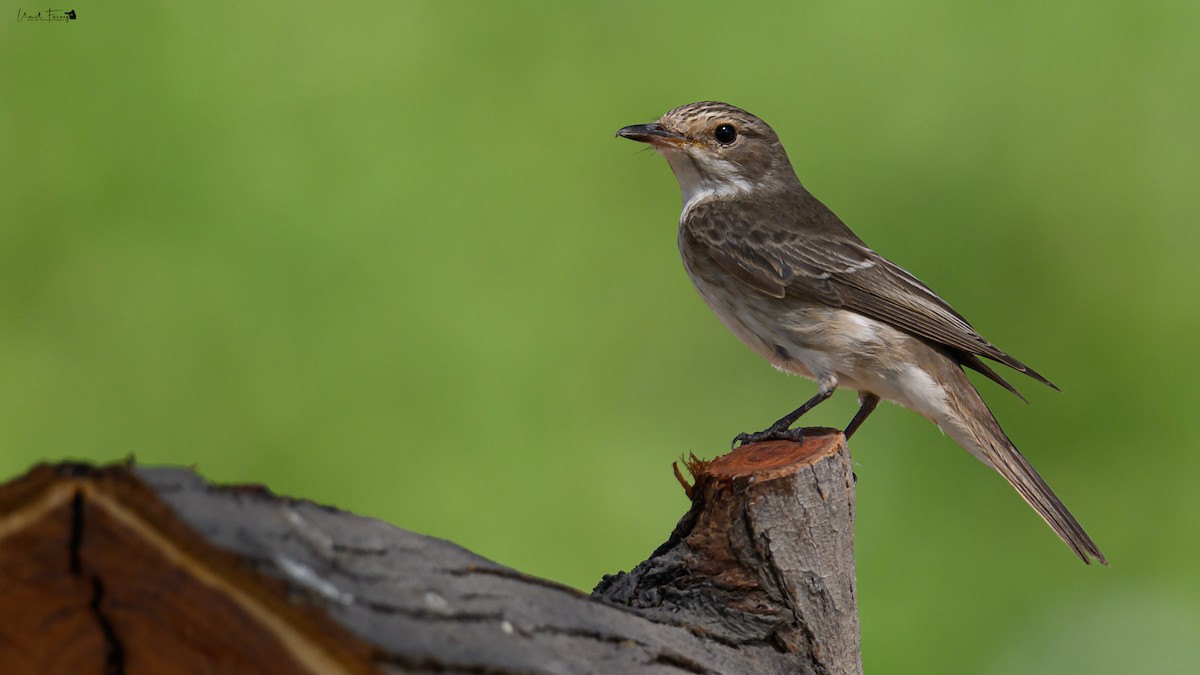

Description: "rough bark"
595 431 860 674
0 431 860 675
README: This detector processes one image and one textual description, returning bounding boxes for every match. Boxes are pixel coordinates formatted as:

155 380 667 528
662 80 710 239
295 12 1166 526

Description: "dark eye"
714 124 738 145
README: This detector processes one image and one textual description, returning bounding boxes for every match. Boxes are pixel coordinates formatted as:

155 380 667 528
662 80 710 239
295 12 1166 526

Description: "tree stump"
0 431 860 674
595 430 860 673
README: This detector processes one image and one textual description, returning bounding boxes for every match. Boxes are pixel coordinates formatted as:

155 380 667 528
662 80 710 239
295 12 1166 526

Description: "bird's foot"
732 423 806 449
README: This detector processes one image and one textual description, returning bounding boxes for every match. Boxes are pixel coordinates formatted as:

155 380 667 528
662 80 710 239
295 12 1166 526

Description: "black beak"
615 123 686 145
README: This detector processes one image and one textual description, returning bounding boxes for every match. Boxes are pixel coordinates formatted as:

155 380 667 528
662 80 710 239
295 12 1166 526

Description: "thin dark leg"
733 385 835 448
843 393 880 439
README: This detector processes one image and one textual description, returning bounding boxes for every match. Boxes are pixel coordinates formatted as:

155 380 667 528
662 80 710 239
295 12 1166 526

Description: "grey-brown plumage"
617 101 1105 564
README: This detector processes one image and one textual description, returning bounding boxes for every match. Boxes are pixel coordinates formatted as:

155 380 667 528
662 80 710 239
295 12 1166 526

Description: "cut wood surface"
0 431 861 675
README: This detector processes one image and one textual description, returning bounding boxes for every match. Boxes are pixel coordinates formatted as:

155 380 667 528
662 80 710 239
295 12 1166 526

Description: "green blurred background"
3 1 1198 672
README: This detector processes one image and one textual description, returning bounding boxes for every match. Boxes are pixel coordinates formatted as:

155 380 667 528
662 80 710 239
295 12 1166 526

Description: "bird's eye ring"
714 124 738 145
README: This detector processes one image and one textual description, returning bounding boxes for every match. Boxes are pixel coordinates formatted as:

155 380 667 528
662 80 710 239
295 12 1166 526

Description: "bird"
616 101 1105 564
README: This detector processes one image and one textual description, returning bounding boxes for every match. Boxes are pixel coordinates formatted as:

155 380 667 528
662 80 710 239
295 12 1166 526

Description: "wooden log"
0 431 860 674
595 430 861 675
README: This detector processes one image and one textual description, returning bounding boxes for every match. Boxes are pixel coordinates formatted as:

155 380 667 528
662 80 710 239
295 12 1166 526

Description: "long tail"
939 368 1107 565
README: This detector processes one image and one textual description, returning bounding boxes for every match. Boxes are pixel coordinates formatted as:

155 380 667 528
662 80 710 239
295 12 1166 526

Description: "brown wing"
684 197 1057 392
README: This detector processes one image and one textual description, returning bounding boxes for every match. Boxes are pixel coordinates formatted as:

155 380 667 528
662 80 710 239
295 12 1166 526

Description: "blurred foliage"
3 1 1199 672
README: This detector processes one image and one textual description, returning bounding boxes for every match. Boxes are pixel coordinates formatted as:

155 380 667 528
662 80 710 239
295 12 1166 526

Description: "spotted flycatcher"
617 101 1104 564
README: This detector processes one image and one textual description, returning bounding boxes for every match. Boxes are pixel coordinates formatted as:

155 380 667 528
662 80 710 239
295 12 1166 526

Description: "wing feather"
684 196 1056 390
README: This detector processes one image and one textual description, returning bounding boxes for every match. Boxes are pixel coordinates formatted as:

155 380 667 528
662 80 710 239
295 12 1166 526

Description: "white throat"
659 149 754 220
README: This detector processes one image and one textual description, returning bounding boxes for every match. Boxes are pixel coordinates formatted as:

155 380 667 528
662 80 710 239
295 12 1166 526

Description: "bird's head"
616 101 799 207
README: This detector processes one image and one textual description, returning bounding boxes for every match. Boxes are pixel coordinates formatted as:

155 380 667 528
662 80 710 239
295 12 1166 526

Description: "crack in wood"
89 576 126 674
444 565 588 599
651 650 719 675
69 489 83 575
530 623 648 647
69 489 128 674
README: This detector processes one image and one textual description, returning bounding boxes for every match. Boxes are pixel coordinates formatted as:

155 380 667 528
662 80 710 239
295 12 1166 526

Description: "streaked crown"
657 101 781 146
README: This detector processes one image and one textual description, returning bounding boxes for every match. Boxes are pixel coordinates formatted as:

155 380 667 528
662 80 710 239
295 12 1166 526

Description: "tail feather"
940 370 1107 565
985 435 1107 564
